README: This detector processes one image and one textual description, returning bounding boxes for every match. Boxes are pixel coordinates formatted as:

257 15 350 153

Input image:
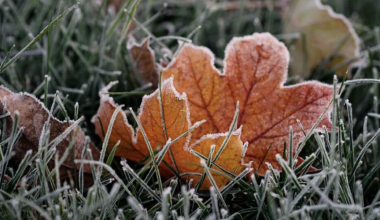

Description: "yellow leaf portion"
177 129 244 190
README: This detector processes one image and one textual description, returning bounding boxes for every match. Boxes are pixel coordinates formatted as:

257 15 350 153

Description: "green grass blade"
0 4 78 74
350 129 380 182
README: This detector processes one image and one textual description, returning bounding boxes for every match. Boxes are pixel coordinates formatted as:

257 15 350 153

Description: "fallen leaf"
0 86 100 185
162 33 333 175
283 0 360 78
128 37 159 89
93 78 244 189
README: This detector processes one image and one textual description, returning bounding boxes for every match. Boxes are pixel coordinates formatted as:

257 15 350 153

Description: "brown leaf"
93 79 192 177
93 78 244 189
0 86 100 185
162 33 334 175
128 37 159 89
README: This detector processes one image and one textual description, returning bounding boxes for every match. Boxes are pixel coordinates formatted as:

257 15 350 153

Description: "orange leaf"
162 33 333 175
93 78 192 177
93 78 245 189
93 81 147 163
0 86 100 185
